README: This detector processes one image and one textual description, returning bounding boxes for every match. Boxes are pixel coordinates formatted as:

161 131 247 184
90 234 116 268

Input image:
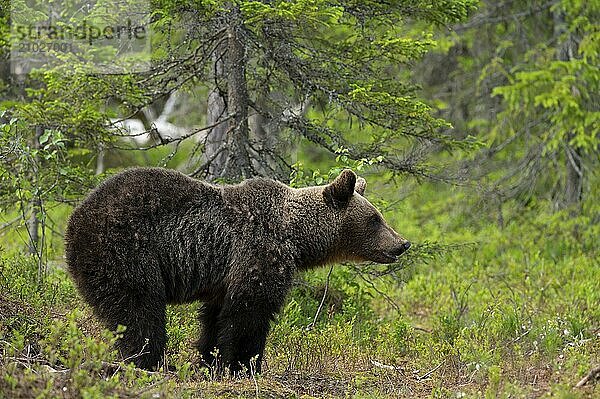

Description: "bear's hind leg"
197 298 222 367
96 292 167 370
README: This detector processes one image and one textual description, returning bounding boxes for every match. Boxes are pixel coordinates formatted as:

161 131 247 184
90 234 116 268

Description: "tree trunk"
95 143 105 175
203 5 252 181
27 126 42 256
249 100 272 174
222 5 252 179
0 5 11 91
563 144 583 206
554 10 583 208
27 199 41 255
204 41 229 180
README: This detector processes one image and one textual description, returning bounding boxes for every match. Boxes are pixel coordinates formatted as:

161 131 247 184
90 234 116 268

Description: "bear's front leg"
214 266 292 375
216 303 274 375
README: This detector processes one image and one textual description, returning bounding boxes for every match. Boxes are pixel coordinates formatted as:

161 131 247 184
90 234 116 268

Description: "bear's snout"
373 239 410 264
389 241 411 257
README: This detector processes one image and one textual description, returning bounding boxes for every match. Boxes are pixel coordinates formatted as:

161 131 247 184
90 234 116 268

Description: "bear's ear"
355 177 366 196
323 169 356 208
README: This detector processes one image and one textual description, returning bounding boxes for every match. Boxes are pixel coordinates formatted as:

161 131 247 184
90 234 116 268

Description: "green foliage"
0 254 76 308
487 1 599 204
289 147 383 187
241 0 344 25
0 116 90 204
414 0 599 208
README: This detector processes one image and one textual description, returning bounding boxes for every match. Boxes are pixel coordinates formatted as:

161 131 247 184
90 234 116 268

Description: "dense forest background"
0 0 598 397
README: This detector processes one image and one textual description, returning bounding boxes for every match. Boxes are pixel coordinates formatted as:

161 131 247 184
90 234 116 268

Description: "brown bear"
64 168 410 373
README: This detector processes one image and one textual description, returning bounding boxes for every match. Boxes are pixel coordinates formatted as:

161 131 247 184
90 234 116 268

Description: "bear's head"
323 169 411 264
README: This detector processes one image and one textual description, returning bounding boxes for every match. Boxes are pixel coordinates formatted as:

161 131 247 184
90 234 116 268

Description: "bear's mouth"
382 255 398 263
378 252 402 264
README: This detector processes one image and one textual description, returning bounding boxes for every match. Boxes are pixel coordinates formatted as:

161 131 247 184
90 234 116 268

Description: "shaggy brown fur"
64 168 410 373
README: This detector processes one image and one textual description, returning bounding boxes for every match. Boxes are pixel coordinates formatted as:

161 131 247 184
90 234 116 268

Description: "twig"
122 339 150 364
189 144 227 177
0 217 20 231
135 376 171 396
249 356 260 399
510 328 531 344
306 264 334 330
355 270 400 312
110 113 236 151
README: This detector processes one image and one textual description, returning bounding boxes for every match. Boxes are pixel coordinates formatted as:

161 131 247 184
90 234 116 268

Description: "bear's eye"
368 215 382 228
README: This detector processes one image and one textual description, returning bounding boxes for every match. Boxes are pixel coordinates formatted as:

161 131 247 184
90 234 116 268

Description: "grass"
0 177 599 398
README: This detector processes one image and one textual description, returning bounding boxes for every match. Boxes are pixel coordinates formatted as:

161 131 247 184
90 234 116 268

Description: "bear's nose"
402 241 411 250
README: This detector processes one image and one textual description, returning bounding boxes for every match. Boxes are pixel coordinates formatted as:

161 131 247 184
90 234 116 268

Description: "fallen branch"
417 360 445 381
413 325 432 333
576 365 600 388
370 359 404 372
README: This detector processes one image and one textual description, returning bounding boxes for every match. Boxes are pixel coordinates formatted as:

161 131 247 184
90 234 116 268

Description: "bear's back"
79 167 211 216
66 168 217 240
64 168 223 286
